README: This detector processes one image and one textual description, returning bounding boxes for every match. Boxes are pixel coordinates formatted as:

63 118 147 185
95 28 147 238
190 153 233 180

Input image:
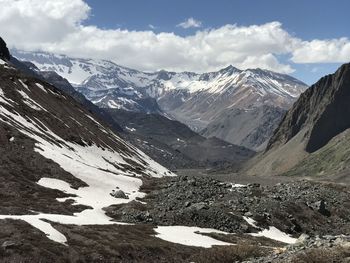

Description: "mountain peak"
219 64 240 74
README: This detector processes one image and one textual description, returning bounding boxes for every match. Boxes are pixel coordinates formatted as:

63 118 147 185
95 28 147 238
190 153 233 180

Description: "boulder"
2 241 17 249
110 189 129 199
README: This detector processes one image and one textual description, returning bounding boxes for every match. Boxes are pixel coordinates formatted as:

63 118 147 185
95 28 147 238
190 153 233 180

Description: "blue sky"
2 0 350 85
85 0 349 40
83 0 349 84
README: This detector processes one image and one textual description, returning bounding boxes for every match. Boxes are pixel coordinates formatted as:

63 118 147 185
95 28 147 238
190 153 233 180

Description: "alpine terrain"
1 6 350 262
12 50 308 150
12 56 256 171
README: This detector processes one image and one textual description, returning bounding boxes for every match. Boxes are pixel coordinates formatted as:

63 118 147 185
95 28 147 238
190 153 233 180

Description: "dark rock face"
267 63 350 153
0 37 10 60
306 65 350 152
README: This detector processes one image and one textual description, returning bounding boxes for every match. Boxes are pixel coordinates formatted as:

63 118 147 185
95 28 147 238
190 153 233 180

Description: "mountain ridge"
13 49 308 150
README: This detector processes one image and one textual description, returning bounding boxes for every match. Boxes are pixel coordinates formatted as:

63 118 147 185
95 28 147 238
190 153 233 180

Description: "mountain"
8 60 124 134
9 55 254 170
200 105 286 151
106 109 255 170
12 50 308 150
247 63 350 181
0 46 174 247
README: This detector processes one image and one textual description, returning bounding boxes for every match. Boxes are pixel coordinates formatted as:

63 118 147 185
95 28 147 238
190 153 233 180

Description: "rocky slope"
107 176 350 237
201 105 286 151
12 50 307 150
0 45 180 248
106 175 350 262
248 63 350 179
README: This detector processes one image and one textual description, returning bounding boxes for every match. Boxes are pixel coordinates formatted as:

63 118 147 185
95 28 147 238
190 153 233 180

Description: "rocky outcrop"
0 37 10 61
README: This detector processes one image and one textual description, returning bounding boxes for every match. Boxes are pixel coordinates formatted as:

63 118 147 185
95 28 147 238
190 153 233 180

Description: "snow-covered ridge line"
12 49 307 96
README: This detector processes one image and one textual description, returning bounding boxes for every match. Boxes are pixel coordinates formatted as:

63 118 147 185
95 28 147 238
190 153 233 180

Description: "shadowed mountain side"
247 63 350 180
106 109 255 170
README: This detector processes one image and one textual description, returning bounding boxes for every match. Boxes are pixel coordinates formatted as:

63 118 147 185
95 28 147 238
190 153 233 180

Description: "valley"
0 31 350 263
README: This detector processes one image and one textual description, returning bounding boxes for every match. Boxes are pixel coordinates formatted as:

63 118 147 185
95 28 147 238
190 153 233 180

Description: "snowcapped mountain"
0 50 173 245
12 50 308 150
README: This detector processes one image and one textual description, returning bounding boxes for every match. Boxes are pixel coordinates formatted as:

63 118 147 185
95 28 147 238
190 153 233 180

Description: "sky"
1 0 350 84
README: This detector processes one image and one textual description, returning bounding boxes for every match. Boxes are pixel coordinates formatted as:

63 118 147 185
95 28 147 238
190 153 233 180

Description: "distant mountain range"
12 50 308 150
8 50 253 171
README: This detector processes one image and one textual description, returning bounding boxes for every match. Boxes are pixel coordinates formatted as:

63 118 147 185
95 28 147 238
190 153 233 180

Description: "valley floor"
176 169 301 186
1 171 349 263
177 168 350 186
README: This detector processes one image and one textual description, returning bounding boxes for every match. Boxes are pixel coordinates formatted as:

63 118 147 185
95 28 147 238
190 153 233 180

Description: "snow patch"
16 89 47 111
154 226 232 248
243 216 297 244
18 79 30 91
231 183 246 188
35 83 47 93
125 126 136 132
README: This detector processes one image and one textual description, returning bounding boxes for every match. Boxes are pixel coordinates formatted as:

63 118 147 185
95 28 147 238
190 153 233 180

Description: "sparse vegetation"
189 243 266 263
291 247 350 263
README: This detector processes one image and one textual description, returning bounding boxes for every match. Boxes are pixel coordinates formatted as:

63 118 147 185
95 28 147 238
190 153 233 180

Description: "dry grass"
291 246 350 263
189 243 266 263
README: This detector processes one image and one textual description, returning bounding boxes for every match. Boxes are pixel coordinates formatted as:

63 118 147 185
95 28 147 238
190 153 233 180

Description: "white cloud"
148 24 156 30
291 38 350 63
177 17 202 29
0 0 349 75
